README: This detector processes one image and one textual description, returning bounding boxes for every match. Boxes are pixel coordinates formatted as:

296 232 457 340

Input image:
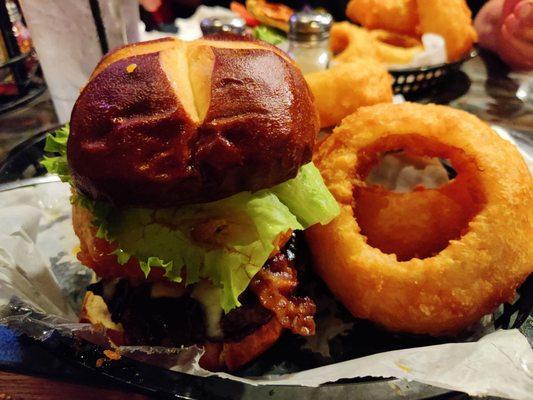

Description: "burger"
42 35 339 371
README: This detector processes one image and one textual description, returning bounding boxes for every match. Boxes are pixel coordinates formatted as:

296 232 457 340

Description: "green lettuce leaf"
74 167 338 312
81 190 305 312
253 25 285 45
272 163 339 227
43 126 340 312
40 125 71 183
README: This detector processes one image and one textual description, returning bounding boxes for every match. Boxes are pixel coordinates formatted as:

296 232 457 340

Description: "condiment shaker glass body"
287 11 332 74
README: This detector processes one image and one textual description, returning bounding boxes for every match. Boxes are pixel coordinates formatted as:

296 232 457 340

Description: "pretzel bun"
68 36 318 207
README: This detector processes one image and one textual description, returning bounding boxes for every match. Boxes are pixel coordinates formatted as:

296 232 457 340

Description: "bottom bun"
80 290 283 371
200 319 283 371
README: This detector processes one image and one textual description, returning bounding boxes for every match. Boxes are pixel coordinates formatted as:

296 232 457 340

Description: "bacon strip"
251 251 316 336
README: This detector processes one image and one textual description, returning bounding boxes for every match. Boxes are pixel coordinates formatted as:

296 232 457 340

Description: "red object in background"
475 0 533 70
0 83 18 96
230 1 260 26
143 0 204 25
499 0 533 70
0 0 36 97
150 0 175 25
139 0 162 12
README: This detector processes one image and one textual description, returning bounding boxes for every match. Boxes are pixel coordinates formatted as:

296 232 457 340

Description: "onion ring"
346 0 419 35
306 103 533 336
330 22 379 64
330 22 423 66
416 0 477 61
305 60 393 128
368 29 423 65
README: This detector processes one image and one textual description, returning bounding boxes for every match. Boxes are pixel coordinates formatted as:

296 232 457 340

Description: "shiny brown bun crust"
68 36 318 207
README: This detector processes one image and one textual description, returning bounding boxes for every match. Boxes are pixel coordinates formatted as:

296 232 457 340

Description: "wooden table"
0 371 149 400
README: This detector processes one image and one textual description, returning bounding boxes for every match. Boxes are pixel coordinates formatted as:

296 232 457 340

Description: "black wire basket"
390 47 478 97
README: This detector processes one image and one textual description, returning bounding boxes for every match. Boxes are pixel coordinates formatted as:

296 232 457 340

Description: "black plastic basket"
390 47 478 97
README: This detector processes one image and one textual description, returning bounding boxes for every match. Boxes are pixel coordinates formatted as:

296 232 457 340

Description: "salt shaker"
287 11 333 74
200 16 246 36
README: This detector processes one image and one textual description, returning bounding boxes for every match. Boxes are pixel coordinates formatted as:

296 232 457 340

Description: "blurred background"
0 0 530 166
136 0 489 29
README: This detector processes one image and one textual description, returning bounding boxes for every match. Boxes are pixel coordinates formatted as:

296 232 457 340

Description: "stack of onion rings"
306 103 532 336
346 0 419 35
344 0 477 62
416 0 478 62
330 22 424 66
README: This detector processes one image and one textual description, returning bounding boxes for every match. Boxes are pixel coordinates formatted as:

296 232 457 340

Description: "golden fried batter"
416 0 477 61
369 30 423 65
330 22 423 66
346 0 419 35
305 61 393 128
345 0 477 62
330 22 380 63
306 103 532 336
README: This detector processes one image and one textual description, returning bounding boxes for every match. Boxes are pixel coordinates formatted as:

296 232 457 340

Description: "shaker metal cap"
288 11 333 41
200 16 246 36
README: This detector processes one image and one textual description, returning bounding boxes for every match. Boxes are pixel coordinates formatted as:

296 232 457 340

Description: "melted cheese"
191 280 224 340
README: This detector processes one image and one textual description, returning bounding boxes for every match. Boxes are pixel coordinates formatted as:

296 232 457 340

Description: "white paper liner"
0 130 531 399
388 33 448 70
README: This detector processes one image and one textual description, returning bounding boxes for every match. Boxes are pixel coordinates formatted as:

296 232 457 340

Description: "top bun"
68 35 318 207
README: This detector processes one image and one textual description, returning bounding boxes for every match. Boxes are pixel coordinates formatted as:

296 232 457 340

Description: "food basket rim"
388 46 479 74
